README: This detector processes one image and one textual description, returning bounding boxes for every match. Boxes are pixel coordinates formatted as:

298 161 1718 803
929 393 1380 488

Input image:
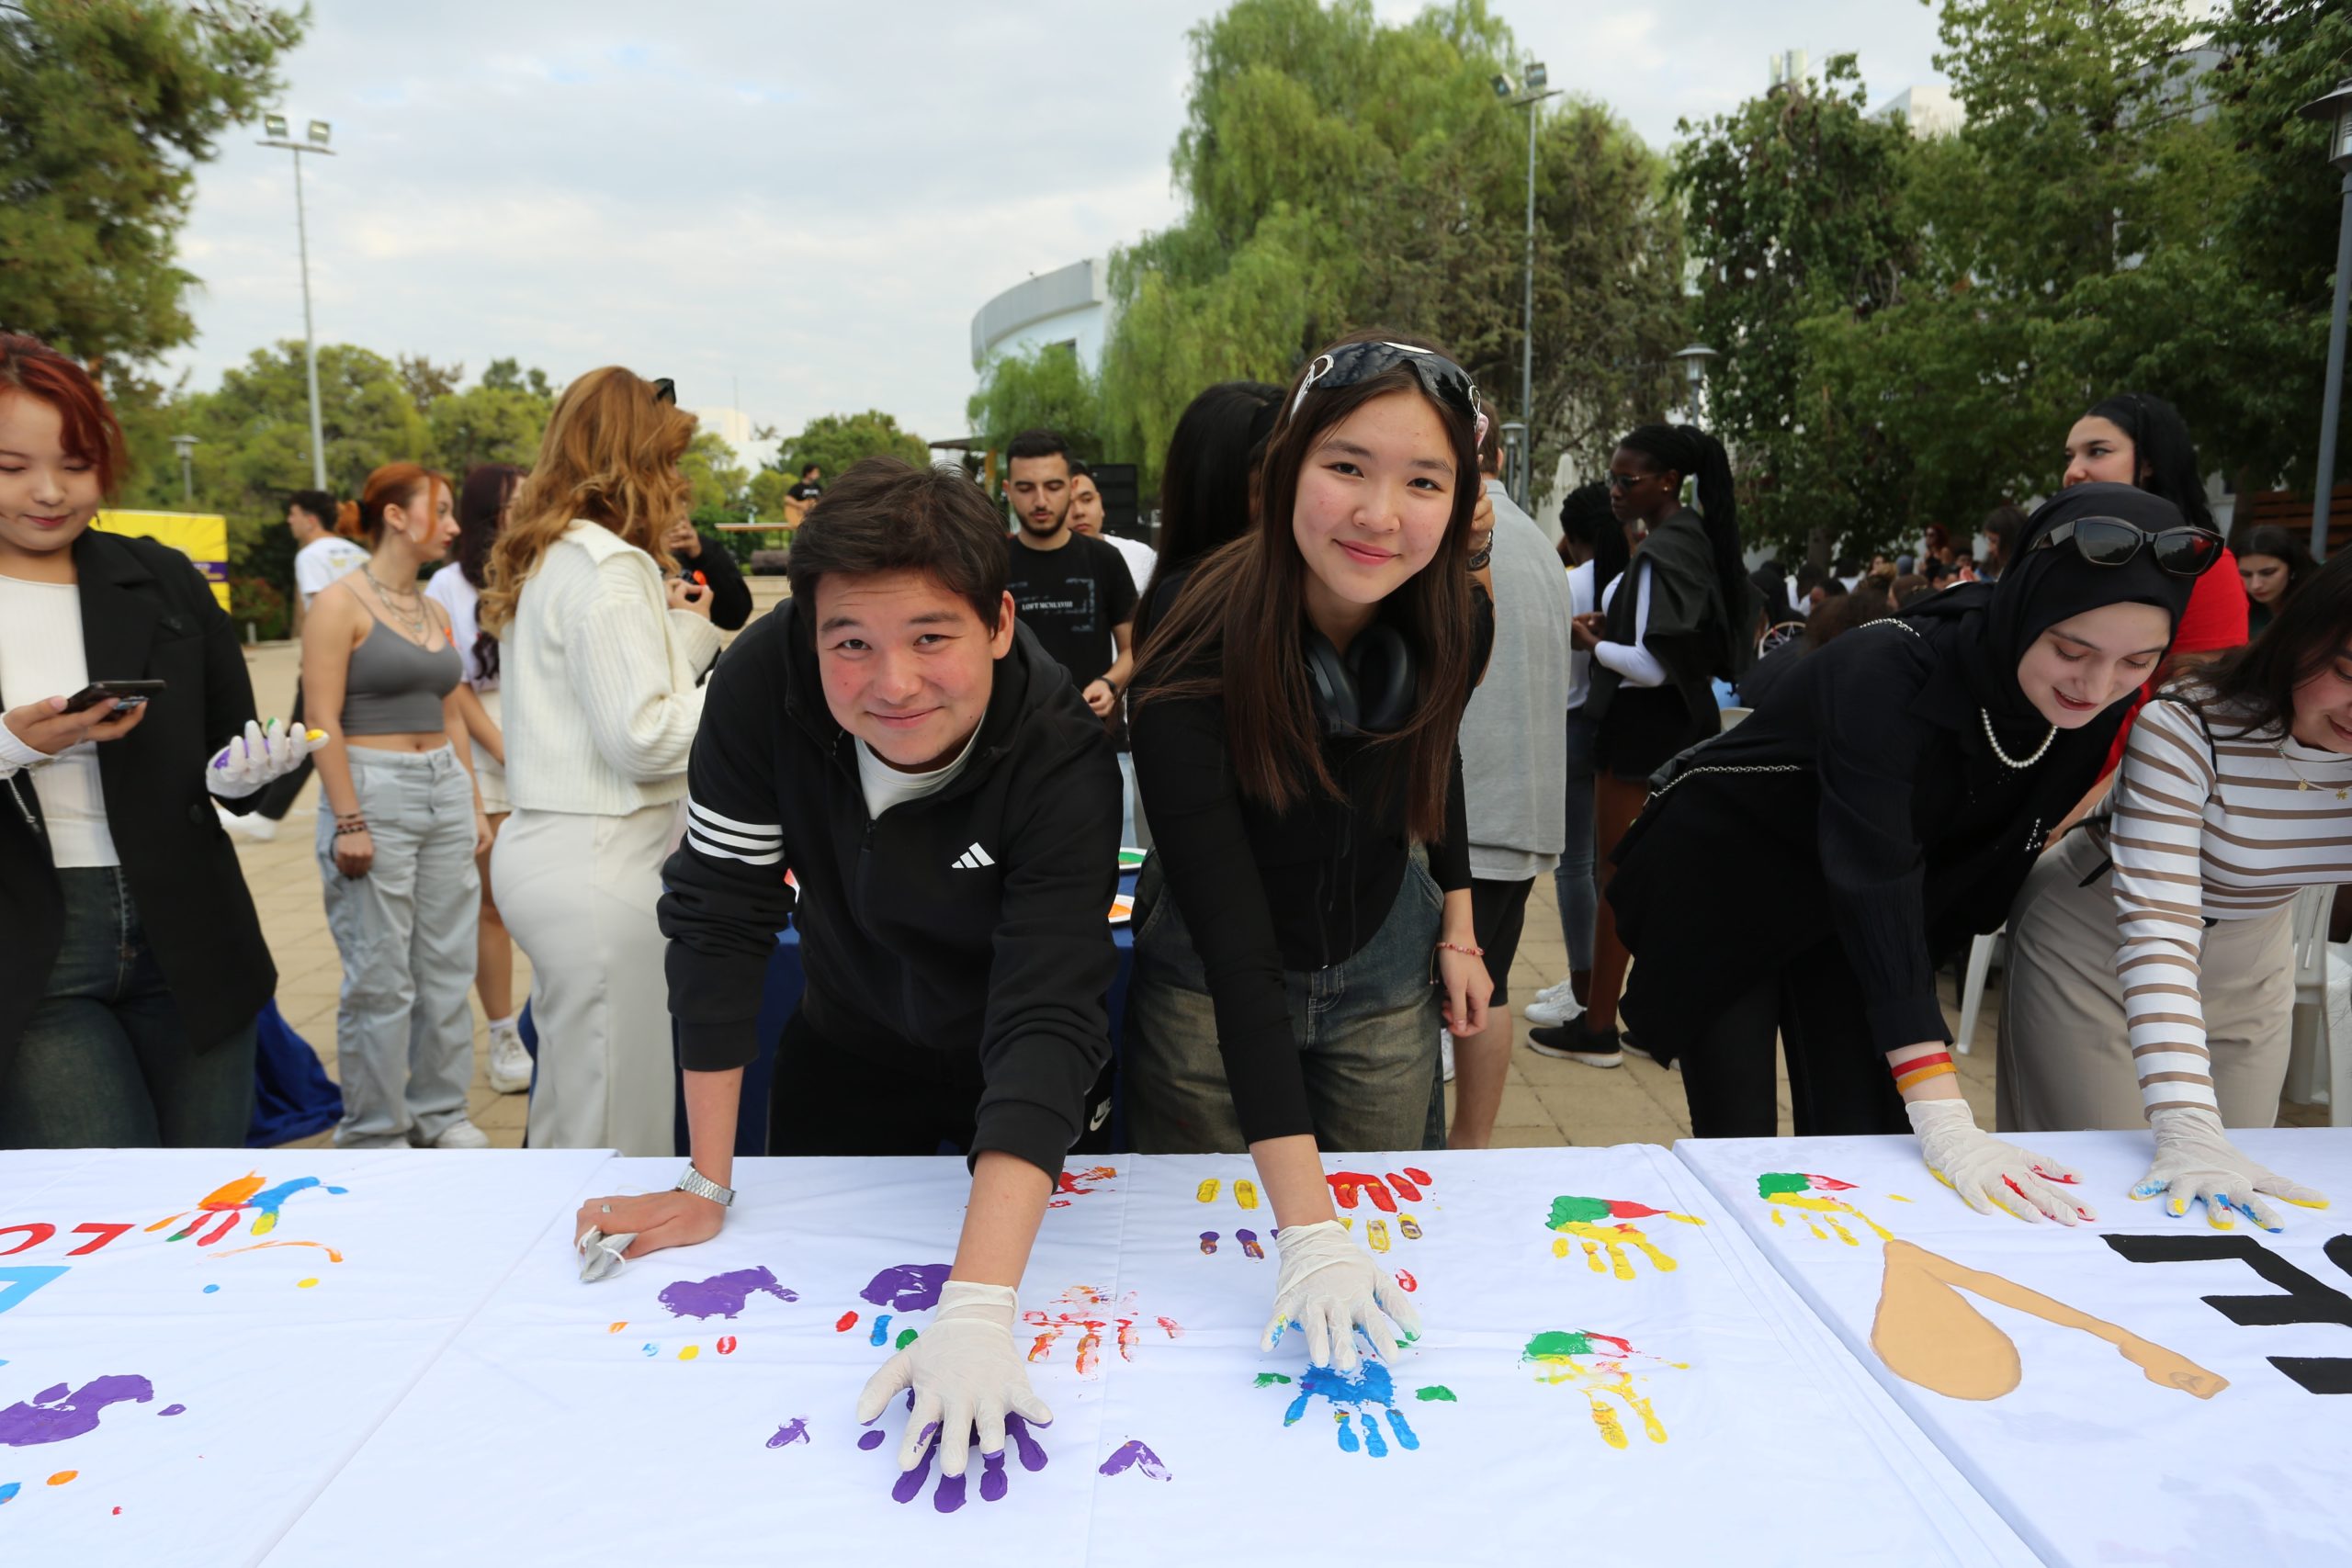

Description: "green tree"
427 380 550 477
775 410 931 483
1671 55 1924 558
680 428 750 519
481 356 555 399
397 353 464 412
967 345 1103 459
0 0 304 366
1099 0 1684 492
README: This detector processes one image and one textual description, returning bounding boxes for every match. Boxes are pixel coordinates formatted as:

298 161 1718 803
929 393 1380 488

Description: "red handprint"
1023 1285 1182 1376
1326 1169 1433 1251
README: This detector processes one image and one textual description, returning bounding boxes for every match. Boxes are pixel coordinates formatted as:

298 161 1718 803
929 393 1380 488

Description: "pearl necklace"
1981 707 2056 770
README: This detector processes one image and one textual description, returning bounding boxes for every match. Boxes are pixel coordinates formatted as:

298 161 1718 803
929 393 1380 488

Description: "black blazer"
0 529 275 1080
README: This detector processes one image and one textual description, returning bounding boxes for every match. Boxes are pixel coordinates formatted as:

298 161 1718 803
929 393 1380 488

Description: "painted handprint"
833 1262 951 1353
1256 1361 1453 1458
1328 1168 1434 1254
1544 1194 1706 1279
1757 1173 1901 1246
145 1172 348 1249
1024 1285 1182 1375
1196 1227 1266 1259
0 1375 177 1447
858 1411 1048 1513
1521 1331 1683 1450
1050 1165 1118 1209
1194 1177 1261 1210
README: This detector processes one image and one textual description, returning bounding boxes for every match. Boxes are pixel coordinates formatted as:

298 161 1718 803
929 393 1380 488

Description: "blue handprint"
1256 1361 1430 1457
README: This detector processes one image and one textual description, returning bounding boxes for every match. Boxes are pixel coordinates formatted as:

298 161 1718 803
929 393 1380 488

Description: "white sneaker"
418 1118 490 1149
1523 978 1584 1028
1441 1029 1456 1084
486 1022 532 1095
217 806 277 843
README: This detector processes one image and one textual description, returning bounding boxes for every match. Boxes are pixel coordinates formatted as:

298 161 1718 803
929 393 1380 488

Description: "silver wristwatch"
675 1165 735 1207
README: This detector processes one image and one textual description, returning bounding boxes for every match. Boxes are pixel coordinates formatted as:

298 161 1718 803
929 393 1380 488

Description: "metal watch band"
675 1165 735 1208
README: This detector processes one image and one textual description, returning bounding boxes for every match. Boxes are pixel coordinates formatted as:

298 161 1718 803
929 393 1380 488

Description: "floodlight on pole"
257 113 336 491
170 434 198 503
2301 79 2352 561
1673 344 1719 421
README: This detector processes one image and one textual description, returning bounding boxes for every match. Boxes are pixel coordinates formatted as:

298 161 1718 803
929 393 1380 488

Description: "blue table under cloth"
673 868 1139 1156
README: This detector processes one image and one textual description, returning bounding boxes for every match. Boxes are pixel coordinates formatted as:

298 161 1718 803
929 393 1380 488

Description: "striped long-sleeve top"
2107 694 2352 1117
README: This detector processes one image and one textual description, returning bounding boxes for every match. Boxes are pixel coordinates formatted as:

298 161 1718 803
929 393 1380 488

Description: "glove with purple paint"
1261 1218 1421 1374
206 718 326 800
854 1280 1051 1480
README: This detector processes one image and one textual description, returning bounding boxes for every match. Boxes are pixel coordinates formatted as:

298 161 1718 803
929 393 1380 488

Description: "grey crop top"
341 619 460 735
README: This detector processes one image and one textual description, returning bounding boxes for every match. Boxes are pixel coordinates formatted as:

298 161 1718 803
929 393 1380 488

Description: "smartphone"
62 680 166 714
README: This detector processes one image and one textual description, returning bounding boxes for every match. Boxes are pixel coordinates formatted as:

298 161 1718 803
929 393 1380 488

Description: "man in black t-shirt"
1001 429 1136 715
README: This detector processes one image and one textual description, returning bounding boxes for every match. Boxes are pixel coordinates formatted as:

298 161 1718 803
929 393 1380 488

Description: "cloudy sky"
164 0 1947 456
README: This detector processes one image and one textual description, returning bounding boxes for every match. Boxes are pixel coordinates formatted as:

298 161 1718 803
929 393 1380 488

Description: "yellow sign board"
93 510 232 610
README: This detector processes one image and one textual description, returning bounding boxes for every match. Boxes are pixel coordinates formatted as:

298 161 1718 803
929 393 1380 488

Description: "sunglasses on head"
650 377 677 405
1291 341 1487 450
2025 516 2223 579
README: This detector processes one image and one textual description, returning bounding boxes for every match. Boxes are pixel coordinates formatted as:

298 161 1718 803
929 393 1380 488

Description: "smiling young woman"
1995 551 2352 1230
1603 485 2202 1224
1123 330 1491 1376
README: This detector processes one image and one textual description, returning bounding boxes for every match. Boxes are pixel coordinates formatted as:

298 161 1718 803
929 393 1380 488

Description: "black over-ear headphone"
1303 623 1418 737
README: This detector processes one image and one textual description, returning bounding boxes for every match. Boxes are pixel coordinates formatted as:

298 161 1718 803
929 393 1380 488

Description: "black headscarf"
1896 481 2196 744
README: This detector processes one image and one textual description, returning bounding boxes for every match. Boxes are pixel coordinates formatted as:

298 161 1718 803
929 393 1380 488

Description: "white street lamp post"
2301 80 2352 562
258 114 335 491
1493 64 1562 507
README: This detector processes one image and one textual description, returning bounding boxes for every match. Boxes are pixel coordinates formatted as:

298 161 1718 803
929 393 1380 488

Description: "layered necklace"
366 566 429 639
2278 740 2352 801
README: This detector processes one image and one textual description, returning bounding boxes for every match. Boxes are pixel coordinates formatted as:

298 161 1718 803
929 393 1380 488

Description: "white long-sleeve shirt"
1592 560 1667 689
2108 694 2352 1118
499 520 723 816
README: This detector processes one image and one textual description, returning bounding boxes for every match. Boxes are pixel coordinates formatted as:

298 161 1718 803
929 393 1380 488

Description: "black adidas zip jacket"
659 598 1123 1178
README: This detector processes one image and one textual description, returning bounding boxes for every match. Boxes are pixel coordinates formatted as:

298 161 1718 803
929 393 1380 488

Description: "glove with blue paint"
2135 1107 2329 1233
1262 1218 1420 1374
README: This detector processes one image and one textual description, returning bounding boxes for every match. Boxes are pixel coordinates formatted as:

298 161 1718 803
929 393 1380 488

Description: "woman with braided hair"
1531 423 1758 1066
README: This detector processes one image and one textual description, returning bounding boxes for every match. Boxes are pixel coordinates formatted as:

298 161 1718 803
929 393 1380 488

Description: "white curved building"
971 257 1111 373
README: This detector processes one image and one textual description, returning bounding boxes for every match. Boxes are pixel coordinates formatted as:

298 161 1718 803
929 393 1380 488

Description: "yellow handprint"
1757 1173 1895 1245
1521 1330 1683 1450
1544 1195 1705 1280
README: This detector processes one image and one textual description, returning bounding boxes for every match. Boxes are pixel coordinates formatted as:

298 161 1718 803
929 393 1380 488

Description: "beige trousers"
492 801 683 1156
1996 828 2292 1133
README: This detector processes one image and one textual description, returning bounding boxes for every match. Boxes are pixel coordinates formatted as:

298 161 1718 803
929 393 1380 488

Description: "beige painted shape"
1870 1238 2228 1403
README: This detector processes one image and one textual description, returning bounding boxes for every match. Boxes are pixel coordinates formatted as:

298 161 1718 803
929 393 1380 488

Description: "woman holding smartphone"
0 333 316 1146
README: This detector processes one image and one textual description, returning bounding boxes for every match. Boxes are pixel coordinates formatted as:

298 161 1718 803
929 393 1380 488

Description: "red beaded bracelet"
1434 940 1486 959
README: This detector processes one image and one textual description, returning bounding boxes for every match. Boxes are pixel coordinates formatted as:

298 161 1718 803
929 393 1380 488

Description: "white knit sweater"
499 520 724 816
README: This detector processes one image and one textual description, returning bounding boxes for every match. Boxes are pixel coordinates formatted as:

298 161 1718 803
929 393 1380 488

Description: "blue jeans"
0 867 255 1148
1123 849 1444 1153
1552 707 1599 972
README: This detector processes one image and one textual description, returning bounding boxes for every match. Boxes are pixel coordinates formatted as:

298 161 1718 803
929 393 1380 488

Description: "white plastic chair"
1954 927 2004 1057
2284 886 2347 1123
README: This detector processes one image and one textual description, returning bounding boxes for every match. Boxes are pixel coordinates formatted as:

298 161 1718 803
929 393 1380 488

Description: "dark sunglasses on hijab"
2024 515 2222 579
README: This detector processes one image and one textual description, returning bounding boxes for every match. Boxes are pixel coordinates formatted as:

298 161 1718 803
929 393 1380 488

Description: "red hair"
0 333 127 496
351 463 449 546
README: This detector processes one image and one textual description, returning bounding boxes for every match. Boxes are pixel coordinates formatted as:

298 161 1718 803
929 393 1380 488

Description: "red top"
2099 545 2246 779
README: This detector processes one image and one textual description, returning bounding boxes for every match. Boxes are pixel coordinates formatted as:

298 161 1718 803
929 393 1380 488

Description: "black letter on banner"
2102 1234 2352 1394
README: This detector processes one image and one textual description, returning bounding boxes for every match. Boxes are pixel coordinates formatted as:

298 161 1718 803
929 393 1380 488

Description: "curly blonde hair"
481 366 696 632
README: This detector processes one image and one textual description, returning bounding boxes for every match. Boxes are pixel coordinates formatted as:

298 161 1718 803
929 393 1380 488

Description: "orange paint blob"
607 1322 628 1334
48 1471 76 1486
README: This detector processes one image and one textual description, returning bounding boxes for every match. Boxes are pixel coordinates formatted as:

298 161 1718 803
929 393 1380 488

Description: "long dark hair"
458 463 523 682
1618 423 1749 677
1132 332 1479 841
2195 548 2352 741
2085 391 2212 531
1137 379 1283 643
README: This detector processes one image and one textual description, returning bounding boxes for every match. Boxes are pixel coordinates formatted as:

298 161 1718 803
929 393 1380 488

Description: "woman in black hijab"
1609 483 2216 1222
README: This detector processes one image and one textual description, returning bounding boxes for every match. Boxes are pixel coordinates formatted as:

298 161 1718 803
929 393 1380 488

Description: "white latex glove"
2133 1107 2330 1233
1905 1099 2094 1225
207 719 325 799
854 1280 1051 1479
1261 1218 1422 1374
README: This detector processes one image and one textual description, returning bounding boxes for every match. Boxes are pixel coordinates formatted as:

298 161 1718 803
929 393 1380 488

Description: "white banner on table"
1090 1146 2033 1567
273 1149 2031 1567
265 1156 1130 1567
1675 1129 2352 1568
0 1148 610 1565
